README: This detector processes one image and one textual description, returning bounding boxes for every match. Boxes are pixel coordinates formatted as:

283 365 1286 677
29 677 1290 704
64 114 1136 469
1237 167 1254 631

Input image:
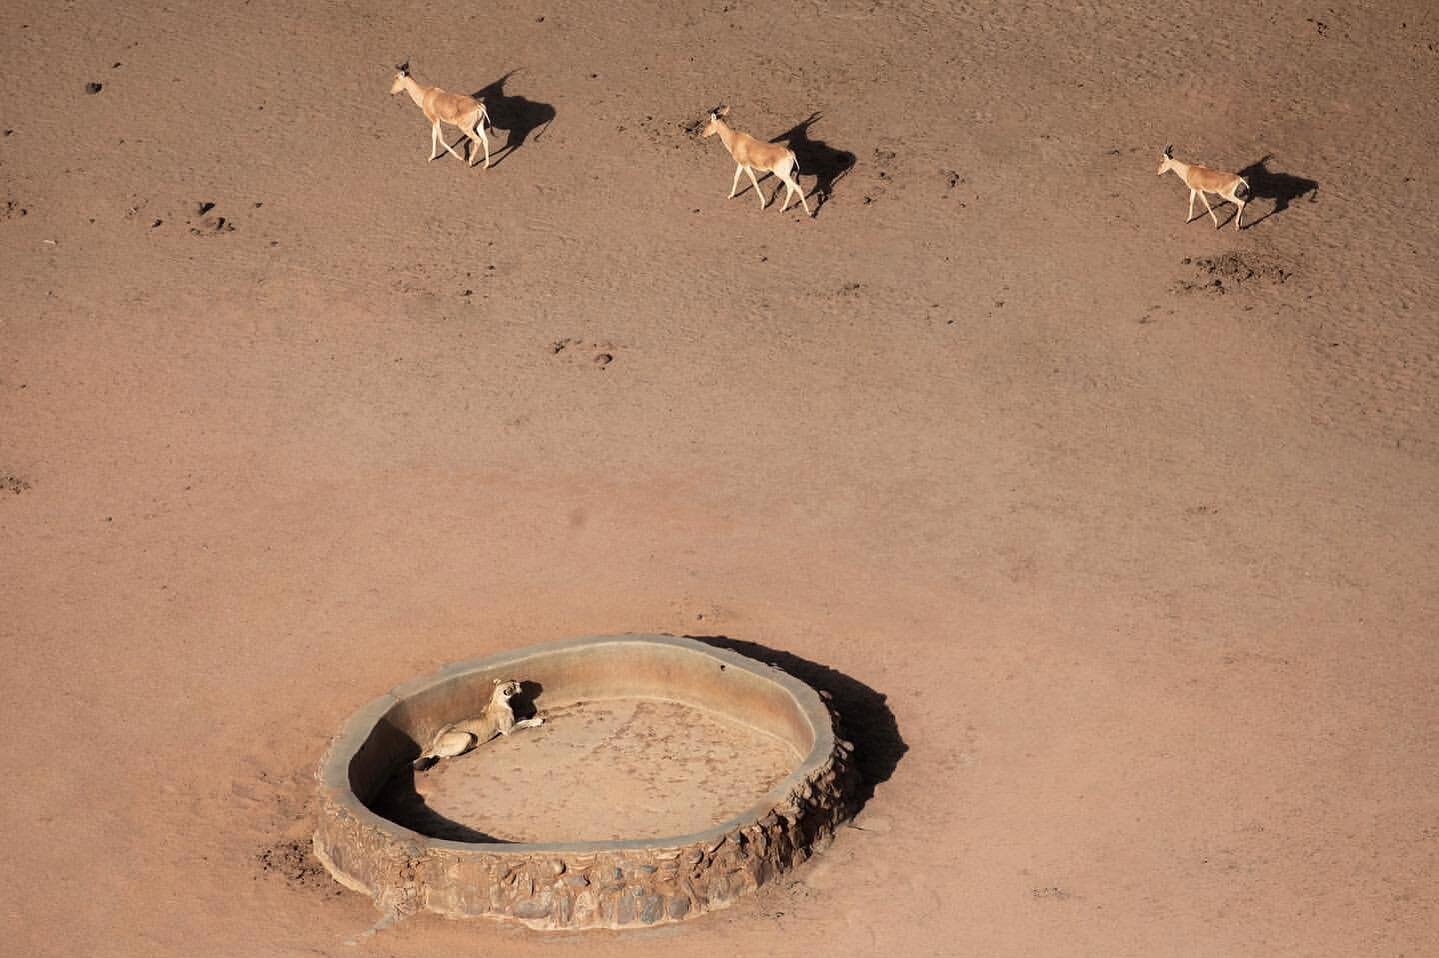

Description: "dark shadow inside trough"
313 634 861 930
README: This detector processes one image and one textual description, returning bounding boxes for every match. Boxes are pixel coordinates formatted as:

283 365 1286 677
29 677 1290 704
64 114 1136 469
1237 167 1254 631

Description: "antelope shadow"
769 113 856 214
689 634 906 813
1238 155 1319 229
464 70 555 167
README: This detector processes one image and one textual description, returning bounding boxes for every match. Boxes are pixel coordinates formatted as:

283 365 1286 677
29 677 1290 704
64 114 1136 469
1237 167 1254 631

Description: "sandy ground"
3 0 1437 955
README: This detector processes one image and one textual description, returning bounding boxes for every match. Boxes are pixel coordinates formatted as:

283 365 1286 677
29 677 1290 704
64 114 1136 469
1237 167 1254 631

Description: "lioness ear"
493 678 501 685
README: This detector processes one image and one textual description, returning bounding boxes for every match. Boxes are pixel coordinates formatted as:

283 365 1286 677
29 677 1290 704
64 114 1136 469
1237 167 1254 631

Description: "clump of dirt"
551 337 617 368
188 200 235 236
2 474 31 495
256 839 331 890
1175 253 1293 294
2 200 27 220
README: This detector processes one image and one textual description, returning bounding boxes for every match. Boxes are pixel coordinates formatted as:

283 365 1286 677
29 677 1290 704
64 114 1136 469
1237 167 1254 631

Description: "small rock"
85 82 103 94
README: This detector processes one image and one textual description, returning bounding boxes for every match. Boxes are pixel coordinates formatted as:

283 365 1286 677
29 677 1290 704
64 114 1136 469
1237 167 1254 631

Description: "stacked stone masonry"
315 732 856 929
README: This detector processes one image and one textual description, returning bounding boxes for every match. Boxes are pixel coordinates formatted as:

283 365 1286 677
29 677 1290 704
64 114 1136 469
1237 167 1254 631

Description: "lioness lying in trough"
412 678 544 771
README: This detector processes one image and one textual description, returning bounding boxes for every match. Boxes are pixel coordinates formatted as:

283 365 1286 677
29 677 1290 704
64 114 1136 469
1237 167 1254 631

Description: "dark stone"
637 894 664 924
667 895 691 919
748 859 771 887
512 894 552 920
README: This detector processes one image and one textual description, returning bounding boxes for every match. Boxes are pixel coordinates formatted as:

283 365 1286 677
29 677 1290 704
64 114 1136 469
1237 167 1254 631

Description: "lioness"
412 678 544 771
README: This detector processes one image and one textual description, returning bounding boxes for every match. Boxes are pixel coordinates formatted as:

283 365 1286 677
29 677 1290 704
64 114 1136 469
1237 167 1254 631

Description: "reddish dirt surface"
3 1 1437 955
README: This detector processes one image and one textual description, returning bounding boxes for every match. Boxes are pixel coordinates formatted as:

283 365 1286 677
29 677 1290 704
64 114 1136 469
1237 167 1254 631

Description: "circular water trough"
313 634 858 930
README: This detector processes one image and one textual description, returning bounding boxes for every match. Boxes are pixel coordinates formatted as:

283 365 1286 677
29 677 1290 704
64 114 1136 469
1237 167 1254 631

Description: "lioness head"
491 678 522 701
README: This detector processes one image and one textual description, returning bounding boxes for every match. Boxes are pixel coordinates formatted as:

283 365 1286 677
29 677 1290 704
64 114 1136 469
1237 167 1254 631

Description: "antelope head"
389 59 411 95
701 104 730 137
1157 144 1175 176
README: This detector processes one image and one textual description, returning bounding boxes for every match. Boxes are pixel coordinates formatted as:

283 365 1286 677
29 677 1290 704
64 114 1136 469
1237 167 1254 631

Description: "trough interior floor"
377 698 802 843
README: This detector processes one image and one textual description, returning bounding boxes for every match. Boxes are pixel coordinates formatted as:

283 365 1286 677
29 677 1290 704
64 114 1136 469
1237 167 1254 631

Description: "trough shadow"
1237 155 1320 229
689 634 906 813
366 682 547 844
466 70 555 167
769 113 856 215
370 764 513 843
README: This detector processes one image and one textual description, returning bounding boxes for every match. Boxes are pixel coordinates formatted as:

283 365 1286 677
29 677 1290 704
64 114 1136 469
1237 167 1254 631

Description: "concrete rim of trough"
313 633 859 929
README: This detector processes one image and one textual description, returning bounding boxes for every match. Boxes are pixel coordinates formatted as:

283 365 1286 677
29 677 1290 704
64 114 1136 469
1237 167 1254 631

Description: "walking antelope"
1157 145 1251 230
702 106 811 216
389 61 491 169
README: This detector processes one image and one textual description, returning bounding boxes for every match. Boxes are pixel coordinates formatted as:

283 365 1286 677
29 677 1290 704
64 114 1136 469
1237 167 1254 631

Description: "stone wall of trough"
314 717 858 930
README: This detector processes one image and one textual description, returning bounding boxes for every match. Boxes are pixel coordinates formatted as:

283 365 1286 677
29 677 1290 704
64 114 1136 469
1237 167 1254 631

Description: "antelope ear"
718 105 730 117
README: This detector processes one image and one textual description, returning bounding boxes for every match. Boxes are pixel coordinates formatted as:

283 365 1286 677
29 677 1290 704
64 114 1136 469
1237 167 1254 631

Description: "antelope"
702 106 811 216
1156 145 1251 231
389 60 491 169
